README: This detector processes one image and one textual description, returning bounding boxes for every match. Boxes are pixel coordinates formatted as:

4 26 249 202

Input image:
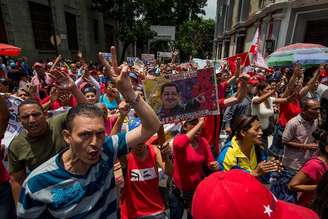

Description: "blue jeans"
270 169 297 203
0 181 16 219
269 124 285 158
169 187 193 219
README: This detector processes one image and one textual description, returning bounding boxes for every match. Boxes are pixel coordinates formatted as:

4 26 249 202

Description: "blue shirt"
17 132 128 219
100 94 118 110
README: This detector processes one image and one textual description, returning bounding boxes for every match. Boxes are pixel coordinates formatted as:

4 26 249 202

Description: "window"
0 6 7 43
236 36 245 54
65 12 78 50
237 0 242 22
28 1 53 50
94 19 99 43
223 41 230 58
217 43 223 59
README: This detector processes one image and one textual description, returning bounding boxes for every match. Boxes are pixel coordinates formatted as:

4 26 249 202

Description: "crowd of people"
0 46 328 219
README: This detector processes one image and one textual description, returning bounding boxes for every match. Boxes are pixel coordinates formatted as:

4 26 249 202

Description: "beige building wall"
249 0 259 16
232 0 240 27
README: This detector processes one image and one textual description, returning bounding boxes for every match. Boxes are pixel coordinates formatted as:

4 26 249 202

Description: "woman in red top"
289 129 328 207
170 118 218 219
120 142 172 219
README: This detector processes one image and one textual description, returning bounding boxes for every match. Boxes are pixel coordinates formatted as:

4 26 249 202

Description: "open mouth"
28 124 39 131
88 150 100 160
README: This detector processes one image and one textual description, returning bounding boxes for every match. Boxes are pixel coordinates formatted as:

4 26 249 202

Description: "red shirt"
0 161 10 185
173 134 214 191
120 145 165 218
218 81 228 99
298 157 328 207
201 99 225 155
277 99 301 127
41 95 78 110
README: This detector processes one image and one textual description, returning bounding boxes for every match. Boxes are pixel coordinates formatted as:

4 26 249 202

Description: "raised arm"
226 57 241 85
299 66 321 97
48 69 88 104
110 101 129 135
99 47 160 148
282 64 302 97
223 74 248 107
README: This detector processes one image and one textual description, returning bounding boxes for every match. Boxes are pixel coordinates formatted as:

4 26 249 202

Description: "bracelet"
126 93 141 108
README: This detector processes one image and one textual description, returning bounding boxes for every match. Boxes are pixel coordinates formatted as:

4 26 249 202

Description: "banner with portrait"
143 68 220 124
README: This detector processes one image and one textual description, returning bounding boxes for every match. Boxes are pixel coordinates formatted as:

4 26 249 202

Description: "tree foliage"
92 0 210 61
176 18 215 61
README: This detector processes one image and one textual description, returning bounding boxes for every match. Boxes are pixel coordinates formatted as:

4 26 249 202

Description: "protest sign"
157 52 172 58
141 54 156 65
143 68 219 124
1 95 23 149
102 52 112 62
127 57 138 66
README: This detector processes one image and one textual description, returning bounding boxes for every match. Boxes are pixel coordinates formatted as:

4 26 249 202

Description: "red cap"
192 170 319 219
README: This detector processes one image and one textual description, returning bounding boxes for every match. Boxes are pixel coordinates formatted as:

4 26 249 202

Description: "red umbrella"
0 43 21 56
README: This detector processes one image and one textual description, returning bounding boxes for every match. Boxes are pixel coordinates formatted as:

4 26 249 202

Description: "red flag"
225 52 250 74
249 28 259 55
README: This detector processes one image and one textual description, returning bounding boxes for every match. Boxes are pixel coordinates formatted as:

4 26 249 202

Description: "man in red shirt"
120 142 172 219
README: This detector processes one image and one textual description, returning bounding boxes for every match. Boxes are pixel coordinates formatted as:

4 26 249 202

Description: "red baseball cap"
192 170 319 219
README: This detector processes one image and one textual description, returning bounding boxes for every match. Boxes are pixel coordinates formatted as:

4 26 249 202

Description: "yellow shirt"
218 136 258 172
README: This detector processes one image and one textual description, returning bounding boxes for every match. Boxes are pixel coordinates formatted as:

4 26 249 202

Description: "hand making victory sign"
98 46 135 101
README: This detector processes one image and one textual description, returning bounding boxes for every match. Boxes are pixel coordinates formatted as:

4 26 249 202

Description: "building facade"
213 0 328 59
0 0 120 62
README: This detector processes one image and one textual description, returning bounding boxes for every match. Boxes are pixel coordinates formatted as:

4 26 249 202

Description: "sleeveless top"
120 145 165 218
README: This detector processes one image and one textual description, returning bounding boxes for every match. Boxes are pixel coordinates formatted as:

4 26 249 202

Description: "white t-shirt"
251 96 275 130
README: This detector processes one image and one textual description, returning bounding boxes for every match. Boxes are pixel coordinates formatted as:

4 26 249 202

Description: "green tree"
92 0 209 61
92 0 156 62
175 18 215 61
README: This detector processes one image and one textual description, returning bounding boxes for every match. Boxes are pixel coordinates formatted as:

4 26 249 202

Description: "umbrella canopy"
267 43 328 67
0 43 21 56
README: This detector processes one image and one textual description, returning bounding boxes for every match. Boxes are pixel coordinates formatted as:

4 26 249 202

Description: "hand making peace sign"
98 46 134 98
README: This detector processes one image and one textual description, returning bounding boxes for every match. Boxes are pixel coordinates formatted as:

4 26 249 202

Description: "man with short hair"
271 98 320 202
158 82 185 118
8 70 88 204
17 47 161 218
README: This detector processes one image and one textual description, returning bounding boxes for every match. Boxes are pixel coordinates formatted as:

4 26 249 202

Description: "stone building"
0 0 119 62
213 0 328 59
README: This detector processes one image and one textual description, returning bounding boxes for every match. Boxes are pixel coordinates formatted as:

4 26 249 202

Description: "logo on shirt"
130 167 157 181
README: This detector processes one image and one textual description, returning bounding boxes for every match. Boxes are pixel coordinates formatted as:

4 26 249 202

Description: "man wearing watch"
17 47 161 219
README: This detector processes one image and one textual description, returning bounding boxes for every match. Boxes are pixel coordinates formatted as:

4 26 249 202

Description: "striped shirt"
17 132 128 219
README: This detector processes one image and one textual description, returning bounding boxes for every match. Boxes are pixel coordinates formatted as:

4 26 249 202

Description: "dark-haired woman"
289 130 328 207
218 115 281 177
82 86 98 104
251 81 294 147
170 118 218 219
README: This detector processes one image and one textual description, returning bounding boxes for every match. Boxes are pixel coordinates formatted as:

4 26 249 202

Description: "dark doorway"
0 6 7 43
304 19 328 46
65 12 78 51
